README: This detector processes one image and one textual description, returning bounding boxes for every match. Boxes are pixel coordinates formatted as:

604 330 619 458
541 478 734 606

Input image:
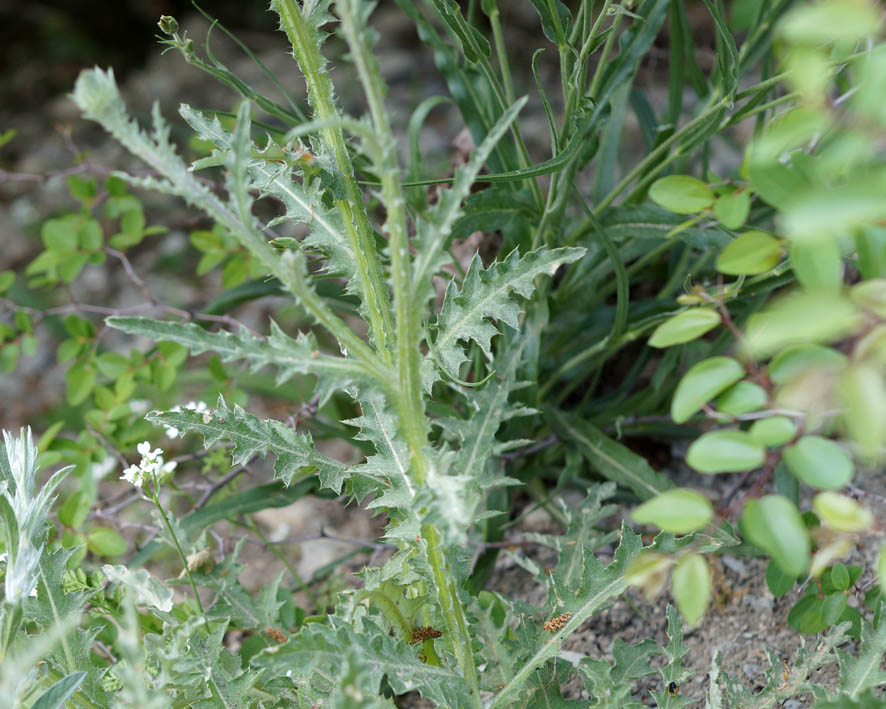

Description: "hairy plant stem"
423 524 482 705
272 0 395 361
148 480 207 622
337 4 481 701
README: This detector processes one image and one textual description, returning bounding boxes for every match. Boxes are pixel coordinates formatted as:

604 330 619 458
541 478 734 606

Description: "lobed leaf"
147 396 347 491
108 315 369 403
426 247 583 387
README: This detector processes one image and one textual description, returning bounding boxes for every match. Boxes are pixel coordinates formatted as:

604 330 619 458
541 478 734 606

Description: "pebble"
721 556 746 574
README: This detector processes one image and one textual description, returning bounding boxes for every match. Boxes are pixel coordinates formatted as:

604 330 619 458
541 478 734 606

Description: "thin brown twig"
195 467 247 510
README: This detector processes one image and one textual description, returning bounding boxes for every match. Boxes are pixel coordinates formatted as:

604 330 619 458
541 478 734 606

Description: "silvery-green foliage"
16 0 878 706
1 429 71 615
147 396 348 491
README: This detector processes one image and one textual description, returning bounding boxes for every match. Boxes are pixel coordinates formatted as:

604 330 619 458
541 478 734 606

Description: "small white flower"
163 401 209 438
121 464 145 488
121 443 176 488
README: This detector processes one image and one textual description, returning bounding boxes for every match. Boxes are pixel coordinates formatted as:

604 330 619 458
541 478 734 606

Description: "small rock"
721 556 746 574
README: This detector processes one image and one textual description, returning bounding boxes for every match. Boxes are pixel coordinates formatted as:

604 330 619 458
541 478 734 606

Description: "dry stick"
194 466 246 510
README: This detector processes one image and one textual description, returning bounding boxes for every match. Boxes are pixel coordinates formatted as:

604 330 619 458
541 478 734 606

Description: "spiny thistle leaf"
435 336 534 483
411 97 529 310
147 396 348 492
172 620 261 707
837 603 886 699
577 637 658 708
250 618 473 707
488 520 644 708
710 625 850 707
71 72 278 280
347 390 416 510
179 105 358 283
426 247 584 388
650 606 693 708
24 547 108 705
107 316 369 403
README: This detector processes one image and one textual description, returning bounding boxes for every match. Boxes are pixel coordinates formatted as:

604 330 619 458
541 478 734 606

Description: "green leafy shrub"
1 0 885 706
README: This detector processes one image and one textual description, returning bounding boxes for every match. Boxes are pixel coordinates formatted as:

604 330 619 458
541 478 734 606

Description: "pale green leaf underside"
107 316 369 403
147 397 348 491
426 246 584 388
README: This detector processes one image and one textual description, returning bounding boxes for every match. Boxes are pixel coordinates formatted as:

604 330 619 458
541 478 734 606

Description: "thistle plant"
2 0 886 705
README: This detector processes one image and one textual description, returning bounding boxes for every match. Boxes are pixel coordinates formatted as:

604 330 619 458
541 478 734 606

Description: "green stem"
423 525 482 706
337 5 481 702
149 480 207 619
587 12 621 101
337 0 429 485
488 6 515 106
272 0 395 360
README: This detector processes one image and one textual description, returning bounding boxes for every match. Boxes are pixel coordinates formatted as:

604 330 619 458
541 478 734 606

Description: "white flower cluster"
164 400 209 439
121 441 177 488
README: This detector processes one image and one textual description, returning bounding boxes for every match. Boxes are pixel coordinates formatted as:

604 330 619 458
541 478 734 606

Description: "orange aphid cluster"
410 626 443 644
542 612 572 632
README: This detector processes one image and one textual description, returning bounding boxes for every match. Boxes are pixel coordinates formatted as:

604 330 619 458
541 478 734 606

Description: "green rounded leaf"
41 215 79 252
716 231 784 275
714 381 767 416
649 308 721 348
850 278 886 318
671 357 745 423
787 594 827 634
624 552 673 600
713 190 751 230
765 559 795 597
742 495 810 576
812 492 874 532
65 363 95 406
878 545 886 591
87 527 127 557
632 488 714 534
749 416 797 447
686 431 766 474
768 344 847 385
840 364 886 459
746 292 862 357
0 271 14 295
96 352 130 379
783 436 853 490
649 175 715 214
789 237 843 292
830 562 850 592
780 0 880 45
671 553 711 627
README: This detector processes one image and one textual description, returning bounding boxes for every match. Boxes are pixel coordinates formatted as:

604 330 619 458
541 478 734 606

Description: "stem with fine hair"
272 0 395 360
337 3 481 702
148 476 207 621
